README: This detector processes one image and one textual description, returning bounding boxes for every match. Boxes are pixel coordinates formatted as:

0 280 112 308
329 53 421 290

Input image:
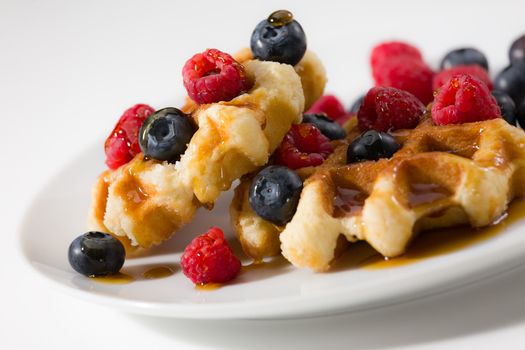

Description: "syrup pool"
91 264 176 284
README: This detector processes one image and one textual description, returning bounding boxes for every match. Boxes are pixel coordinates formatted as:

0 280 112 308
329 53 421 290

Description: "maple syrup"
408 183 450 207
195 283 222 291
268 10 293 27
332 186 367 217
333 199 525 270
142 266 176 279
91 272 135 284
91 264 175 284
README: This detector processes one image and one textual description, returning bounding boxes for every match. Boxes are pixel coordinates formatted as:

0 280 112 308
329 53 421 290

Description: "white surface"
19 141 525 319
3 0 525 348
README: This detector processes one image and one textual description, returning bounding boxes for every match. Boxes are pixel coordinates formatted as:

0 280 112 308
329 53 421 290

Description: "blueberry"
349 95 365 114
440 48 489 71
249 165 303 225
493 64 525 105
250 10 307 66
139 107 196 162
302 113 346 140
517 99 525 130
347 130 400 163
492 90 516 125
510 34 525 65
68 232 125 277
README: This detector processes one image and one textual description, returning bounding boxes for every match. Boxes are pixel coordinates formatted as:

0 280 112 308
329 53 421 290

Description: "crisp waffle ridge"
232 117 525 271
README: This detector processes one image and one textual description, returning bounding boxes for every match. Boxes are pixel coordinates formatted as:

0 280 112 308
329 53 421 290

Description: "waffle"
89 51 326 249
231 116 525 271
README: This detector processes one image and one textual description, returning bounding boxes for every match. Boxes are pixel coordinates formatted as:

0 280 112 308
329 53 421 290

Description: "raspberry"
431 74 501 125
370 41 423 70
433 65 492 92
373 57 434 105
357 87 426 132
104 104 154 170
182 48 251 104
180 227 241 285
306 95 346 121
274 124 333 169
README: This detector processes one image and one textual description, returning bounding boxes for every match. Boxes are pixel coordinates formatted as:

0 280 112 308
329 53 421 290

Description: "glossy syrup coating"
268 10 293 27
251 10 306 66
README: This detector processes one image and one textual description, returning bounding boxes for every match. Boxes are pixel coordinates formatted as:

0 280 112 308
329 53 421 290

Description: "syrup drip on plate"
195 283 222 291
91 264 176 284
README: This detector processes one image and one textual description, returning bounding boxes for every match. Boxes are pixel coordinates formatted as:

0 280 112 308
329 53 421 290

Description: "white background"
3 0 525 348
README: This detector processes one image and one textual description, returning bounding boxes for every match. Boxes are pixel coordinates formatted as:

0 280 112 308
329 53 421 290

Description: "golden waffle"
231 116 525 271
229 118 357 260
89 51 327 249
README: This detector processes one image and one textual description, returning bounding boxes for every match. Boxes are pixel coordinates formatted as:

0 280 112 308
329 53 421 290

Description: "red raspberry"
433 65 492 92
182 48 251 104
373 57 434 105
432 74 501 125
306 95 346 121
104 104 154 170
180 227 241 285
370 41 423 69
274 124 333 170
358 87 426 132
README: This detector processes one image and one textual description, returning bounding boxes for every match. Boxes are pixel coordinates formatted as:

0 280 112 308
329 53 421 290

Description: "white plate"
19 141 525 319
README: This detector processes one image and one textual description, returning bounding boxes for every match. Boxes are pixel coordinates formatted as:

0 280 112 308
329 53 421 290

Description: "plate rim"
18 141 525 320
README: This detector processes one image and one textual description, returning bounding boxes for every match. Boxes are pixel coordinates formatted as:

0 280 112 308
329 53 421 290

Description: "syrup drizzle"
408 183 450 207
91 264 176 284
332 187 367 217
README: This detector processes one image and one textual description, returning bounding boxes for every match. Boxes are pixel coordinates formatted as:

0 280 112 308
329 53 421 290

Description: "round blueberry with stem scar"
68 231 125 277
249 165 303 225
139 107 196 162
250 10 307 66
